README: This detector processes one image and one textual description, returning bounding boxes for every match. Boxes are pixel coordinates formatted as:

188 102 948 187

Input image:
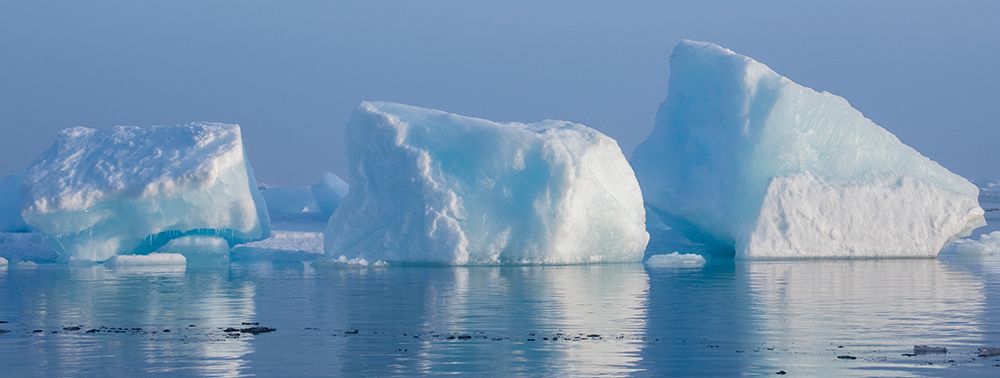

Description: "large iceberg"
0 175 30 232
21 123 270 262
324 101 648 264
631 40 984 259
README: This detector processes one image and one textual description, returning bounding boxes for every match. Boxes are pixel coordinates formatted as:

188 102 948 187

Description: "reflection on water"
2 259 1000 377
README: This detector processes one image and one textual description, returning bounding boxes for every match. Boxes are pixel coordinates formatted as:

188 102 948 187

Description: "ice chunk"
631 40 984 258
0 175 30 233
0 232 59 262
104 253 186 267
644 252 706 268
943 231 1000 255
21 123 271 262
325 101 648 264
0 257 7 266
311 172 349 216
312 255 389 268
261 185 319 214
157 235 230 266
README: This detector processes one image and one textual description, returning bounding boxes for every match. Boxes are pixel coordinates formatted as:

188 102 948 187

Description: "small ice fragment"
105 253 187 267
913 345 947 355
644 252 706 268
0 257 7 266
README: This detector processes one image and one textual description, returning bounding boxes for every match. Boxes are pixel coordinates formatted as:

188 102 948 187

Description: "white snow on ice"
325 101 648 264
104 253 187 267
631 40 984 259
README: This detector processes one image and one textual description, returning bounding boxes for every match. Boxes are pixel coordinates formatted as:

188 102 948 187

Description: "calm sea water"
2 258 1000 377
2 186 999 377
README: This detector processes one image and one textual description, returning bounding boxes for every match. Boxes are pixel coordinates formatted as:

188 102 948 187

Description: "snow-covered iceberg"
21 123 271 262
0 175 30 233
631 40 984 259
324 101 648 264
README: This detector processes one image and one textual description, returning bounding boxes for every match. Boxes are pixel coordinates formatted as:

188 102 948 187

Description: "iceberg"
0 232 59 262
311 172 349 216
259 172 348 217
261 185 320 214
943 231 1000 255
0 175 30 233
631 40 984 259
324 101 648 264
21 123 271 262
157 235 231 266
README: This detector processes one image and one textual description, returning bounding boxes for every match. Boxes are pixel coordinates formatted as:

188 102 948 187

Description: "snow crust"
325 101 648 264
645 252 706 268
21 123 271 262
943 231 1000 255
631 40 984 258
0 175 29 232
231 230 324 261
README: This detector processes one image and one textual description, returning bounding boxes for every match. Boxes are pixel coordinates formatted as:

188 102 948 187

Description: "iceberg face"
644 252 706 268
0 175 30 233
631 40 984 259
21 123 271 262
325 101 648 264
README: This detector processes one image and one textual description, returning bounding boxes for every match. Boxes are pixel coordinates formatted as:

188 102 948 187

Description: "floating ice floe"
231 231 324 262
631 40 984 259
157 235 230 266
21 123 270 262
943 231 1000 255
312 255 389 268
0 256 7 267
644 252 706 268
324 101 649 264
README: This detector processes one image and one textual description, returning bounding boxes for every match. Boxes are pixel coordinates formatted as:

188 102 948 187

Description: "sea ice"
644 252 706 268
0 175 30 233
230 230 324 262
325 101 648 264
104 253 187 267
21 123 271 262
943 231 1000 255
630 40 984 258
157 235 230 266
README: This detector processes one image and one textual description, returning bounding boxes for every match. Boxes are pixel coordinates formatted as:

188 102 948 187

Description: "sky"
1 1 998 185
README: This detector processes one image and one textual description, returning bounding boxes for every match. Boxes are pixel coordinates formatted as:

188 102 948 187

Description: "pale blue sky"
2 1 998 185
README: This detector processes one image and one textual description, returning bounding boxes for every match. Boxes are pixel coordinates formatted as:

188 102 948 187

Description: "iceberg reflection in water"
2 259 1000 376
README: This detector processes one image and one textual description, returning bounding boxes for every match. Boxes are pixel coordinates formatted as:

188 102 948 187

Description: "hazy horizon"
2 1 998 185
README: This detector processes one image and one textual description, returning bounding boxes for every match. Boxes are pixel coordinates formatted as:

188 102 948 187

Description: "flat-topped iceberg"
324 101 648 264
631 40 984 259
22 123 270 262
